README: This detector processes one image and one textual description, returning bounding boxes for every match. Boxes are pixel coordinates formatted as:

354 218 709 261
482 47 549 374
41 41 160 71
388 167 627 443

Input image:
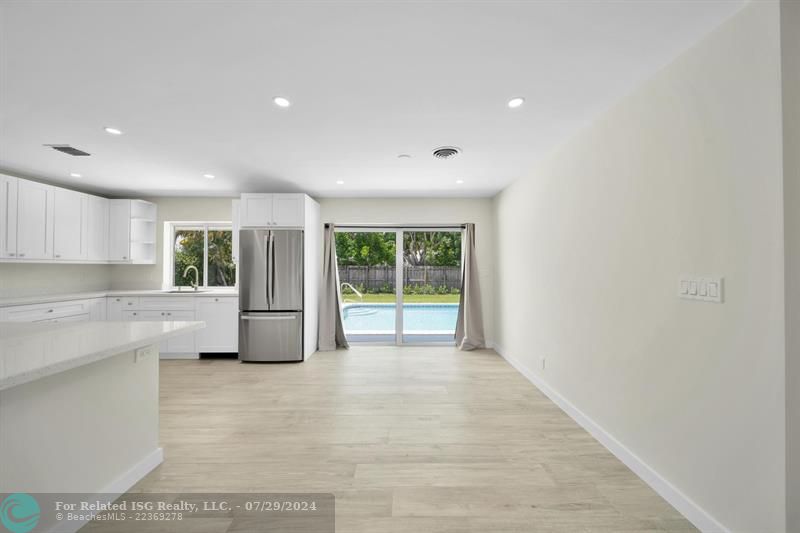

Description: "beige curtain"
455 223 485 350
318 224 349 351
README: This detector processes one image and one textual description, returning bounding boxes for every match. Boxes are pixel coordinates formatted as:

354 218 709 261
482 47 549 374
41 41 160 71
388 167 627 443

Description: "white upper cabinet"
16 179 54 260
108 200 131 261
87 195 109 261
240 194 272 227
240 193 305 228
53 187 88 261
109 199 156 263
0 174 154 264
0 174 18 258
273 194 305 227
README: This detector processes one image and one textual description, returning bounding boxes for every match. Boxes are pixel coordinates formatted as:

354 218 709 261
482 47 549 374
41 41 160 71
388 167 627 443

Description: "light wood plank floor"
130 346 696 533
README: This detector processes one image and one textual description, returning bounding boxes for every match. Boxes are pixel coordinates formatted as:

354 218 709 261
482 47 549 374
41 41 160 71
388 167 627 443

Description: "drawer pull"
47 309 54 313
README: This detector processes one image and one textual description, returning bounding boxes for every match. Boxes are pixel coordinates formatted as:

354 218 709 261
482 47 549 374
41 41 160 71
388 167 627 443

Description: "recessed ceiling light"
273 96 291 108
336 180 344 185
70 172 82 178
397 154 412 159
507 97 525 109
104 126 123 135
456 179 464 184
203 173 215 179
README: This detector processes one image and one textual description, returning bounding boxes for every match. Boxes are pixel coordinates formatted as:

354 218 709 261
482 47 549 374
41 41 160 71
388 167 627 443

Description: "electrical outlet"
135 345 157 363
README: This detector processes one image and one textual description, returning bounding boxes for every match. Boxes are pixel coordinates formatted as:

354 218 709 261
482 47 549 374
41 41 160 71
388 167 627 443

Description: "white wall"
319 197 494 343
109 197 236 289
493 3 785 532
781 0 800 530
0 263 111 298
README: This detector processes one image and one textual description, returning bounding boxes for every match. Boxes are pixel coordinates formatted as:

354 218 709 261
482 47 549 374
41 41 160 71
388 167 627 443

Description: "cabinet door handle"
161 312 165 316
47 309 54 313
8 253 15 257
127 302 133 305
214 298 219 302
18 253 25 257
55 254 61 258
122 256 127 260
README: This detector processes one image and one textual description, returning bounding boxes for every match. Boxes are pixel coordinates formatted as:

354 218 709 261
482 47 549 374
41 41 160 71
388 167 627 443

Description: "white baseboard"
50 448 163 533
101 447 164 495
488 342 728 533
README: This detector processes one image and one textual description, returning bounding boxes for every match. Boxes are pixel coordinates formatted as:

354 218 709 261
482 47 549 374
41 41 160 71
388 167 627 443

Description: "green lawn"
342 293 460 304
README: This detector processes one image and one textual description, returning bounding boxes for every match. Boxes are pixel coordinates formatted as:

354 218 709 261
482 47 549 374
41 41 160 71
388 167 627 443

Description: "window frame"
163 221 237 290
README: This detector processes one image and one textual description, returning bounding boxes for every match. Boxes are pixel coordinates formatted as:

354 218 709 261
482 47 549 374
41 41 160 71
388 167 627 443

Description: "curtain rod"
325 223 466 229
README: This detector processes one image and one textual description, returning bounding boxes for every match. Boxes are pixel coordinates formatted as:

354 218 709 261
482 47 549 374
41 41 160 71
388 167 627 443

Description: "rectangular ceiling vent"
43 144 91 156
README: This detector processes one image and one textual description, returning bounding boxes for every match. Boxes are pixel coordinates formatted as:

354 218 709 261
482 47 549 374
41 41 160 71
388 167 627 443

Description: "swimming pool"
342 303 458 334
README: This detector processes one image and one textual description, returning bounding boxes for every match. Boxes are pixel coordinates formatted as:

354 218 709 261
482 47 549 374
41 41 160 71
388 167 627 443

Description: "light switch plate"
679 277 724 303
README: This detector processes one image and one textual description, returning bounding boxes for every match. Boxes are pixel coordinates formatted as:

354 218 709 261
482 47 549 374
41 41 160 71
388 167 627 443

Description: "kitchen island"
0 320 204 499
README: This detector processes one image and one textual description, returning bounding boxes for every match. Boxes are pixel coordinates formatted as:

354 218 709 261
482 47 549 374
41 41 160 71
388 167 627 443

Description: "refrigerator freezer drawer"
238 312 303 362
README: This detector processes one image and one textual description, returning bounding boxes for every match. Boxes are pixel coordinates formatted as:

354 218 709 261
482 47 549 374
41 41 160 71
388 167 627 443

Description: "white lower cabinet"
195 296 238 352
106 294 238 357
1 293 238 358
1 298 97 323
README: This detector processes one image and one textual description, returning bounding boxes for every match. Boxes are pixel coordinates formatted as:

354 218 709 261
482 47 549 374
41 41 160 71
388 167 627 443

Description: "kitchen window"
165 222 236 289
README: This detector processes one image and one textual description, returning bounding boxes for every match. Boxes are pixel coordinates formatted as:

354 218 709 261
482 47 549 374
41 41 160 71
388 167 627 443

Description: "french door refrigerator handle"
265 232 272 309
270 231 276 306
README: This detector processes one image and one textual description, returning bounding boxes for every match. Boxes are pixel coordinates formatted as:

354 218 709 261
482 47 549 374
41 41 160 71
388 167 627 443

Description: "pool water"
343 303 458 334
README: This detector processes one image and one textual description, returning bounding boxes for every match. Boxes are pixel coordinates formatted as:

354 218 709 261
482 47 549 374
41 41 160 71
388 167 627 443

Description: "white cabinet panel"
108 200 131 261
0 174 18 258
87 195 109 261
232 199 240 263
195 296 238 352
89 298 106 320
16 179 53 260
163 310 196 353
272 194 304 227
240 194 272 227
53 188 87 260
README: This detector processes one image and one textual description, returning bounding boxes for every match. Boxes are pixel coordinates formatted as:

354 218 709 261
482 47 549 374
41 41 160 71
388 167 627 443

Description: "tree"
173 229 235 287
335 232 396 266
403 231 461 266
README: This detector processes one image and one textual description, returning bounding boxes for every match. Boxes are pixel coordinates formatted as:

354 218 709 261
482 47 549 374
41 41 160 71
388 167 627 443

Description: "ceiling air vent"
432 146 460 160
44 144 91 157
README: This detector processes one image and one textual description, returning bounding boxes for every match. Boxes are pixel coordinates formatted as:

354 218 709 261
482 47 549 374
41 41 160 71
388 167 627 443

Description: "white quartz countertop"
0 320 205 391
0 289 238 307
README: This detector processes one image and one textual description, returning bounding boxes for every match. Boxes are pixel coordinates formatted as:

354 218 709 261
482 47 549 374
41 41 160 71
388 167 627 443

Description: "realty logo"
0 494 40 533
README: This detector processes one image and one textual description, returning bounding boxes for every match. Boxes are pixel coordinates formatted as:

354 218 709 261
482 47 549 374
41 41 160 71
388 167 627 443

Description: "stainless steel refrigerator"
238 229 303 362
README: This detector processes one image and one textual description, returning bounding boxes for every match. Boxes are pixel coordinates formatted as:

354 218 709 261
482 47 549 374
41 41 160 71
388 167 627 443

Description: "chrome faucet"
183 265 200 291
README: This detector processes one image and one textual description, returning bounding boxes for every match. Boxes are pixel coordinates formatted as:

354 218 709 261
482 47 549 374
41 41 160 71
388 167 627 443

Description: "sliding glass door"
336 227 462 345
335 230 397 343
401 231 462 343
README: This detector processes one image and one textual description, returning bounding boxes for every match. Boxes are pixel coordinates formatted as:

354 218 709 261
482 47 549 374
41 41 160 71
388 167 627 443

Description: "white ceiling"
0 0 746 198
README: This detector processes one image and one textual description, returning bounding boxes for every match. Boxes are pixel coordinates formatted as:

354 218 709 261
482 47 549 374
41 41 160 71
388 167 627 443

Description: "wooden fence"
338 265 461 292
